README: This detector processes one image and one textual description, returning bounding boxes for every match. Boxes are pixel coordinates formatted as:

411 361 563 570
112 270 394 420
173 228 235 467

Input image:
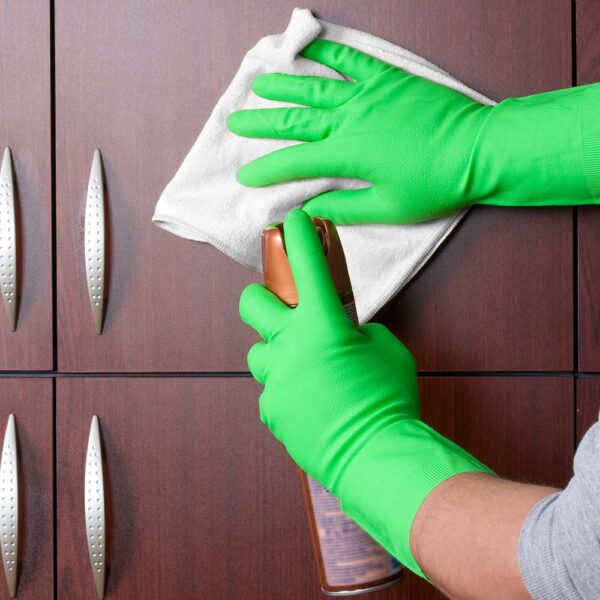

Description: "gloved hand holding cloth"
228 39 600 223
239 208 493 577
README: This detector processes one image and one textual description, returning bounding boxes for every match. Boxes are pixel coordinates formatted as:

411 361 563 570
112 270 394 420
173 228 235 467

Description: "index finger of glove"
252 73 355 108
301 39 392 82
239 283 288 341
282 208 345 316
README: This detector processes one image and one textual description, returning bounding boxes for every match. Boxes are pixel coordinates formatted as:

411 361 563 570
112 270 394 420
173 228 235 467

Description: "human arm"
239 207 495 580
241 207 600 600
411 472 558 599
390 415 600 600
241 208 600 599
227 39 600 224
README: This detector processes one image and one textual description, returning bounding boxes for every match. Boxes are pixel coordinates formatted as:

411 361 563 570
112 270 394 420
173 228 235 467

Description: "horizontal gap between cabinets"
0 370 596 378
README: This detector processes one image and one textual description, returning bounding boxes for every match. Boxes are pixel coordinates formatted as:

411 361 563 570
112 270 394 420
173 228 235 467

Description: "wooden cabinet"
55 1 259 372
54 0 575 373
0 2 53 370
0 2 596 599
378 207 573 371
369 0 573 371
577 378 600 445
0 378 53 600
56 376 574 600
579 208 600 370
577 0 600 372
56 377 319 600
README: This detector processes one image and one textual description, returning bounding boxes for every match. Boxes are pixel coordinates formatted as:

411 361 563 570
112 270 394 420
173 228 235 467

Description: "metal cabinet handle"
85 415 106 598
85 150 106 335
0 414 19 598
0 148 18 331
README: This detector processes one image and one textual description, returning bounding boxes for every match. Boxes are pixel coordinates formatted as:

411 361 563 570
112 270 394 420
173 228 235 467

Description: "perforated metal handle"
85 150 105 334
0 414 19 598
85 415 106 598
0 148 18 331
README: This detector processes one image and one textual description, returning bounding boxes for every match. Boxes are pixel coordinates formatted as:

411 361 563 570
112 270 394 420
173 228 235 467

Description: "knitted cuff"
581 83 600 199
472 84 598 207
334 420 494 579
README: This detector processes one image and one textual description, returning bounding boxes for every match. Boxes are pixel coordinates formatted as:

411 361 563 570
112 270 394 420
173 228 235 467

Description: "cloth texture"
151 7 494 323
519 413 600 599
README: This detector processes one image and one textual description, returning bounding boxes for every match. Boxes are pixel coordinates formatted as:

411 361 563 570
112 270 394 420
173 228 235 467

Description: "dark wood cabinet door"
368 0 574 371
55 0 573 373
419 377 574 488
55 1 261 372
576 0 600 372
56 377 318 600
577 378 600 445
56 375 573 600
378 206 573 371
579 207 600 371
0 3 53 369
0 378 53 600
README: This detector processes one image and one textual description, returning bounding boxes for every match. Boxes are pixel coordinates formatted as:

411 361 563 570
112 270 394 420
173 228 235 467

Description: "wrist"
468 82 600 206
332 419 494 578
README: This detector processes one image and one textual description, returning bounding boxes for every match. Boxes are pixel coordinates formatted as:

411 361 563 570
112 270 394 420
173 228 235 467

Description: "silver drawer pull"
85 415 106 598
85 150 105 334
0 414 19 598
0 148 18 331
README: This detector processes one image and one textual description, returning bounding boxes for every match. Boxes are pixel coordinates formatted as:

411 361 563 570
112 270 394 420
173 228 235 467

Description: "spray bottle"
261 217 403 596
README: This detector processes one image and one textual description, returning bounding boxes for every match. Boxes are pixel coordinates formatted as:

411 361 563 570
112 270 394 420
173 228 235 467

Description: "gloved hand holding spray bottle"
261 216 403 595
247 209 493 593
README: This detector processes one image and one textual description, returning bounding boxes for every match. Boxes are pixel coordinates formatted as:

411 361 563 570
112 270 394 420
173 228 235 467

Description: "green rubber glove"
227 39 600 224
239 208 494 577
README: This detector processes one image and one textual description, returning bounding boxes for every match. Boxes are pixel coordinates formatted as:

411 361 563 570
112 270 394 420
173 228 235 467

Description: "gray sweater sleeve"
518 411 600 599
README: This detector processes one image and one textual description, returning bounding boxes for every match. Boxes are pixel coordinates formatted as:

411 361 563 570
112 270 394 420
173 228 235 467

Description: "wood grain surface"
377 206 573 371
578 209 600 371
56 377 316 600
0 2 53 369
55 0 573 372
576 0 600 372
576 377 600 445
0 378 53 600
56 376 573 600
2 1 592 599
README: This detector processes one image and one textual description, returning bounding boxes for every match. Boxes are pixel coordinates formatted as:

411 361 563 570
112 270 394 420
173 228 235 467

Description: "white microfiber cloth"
151 7 494 323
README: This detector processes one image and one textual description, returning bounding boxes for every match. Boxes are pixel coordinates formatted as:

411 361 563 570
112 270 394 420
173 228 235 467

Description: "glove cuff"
470 83 600 207
333 419 494 579
581 83 600 199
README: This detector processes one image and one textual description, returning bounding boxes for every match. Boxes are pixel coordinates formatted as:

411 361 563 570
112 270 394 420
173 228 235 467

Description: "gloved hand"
239 208 494 577
227 39 600 224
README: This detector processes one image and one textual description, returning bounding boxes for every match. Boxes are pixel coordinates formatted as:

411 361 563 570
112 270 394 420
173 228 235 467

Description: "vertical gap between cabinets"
52 377 58 599
49 0 58 597
50 2 57 372
571 0 579 453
